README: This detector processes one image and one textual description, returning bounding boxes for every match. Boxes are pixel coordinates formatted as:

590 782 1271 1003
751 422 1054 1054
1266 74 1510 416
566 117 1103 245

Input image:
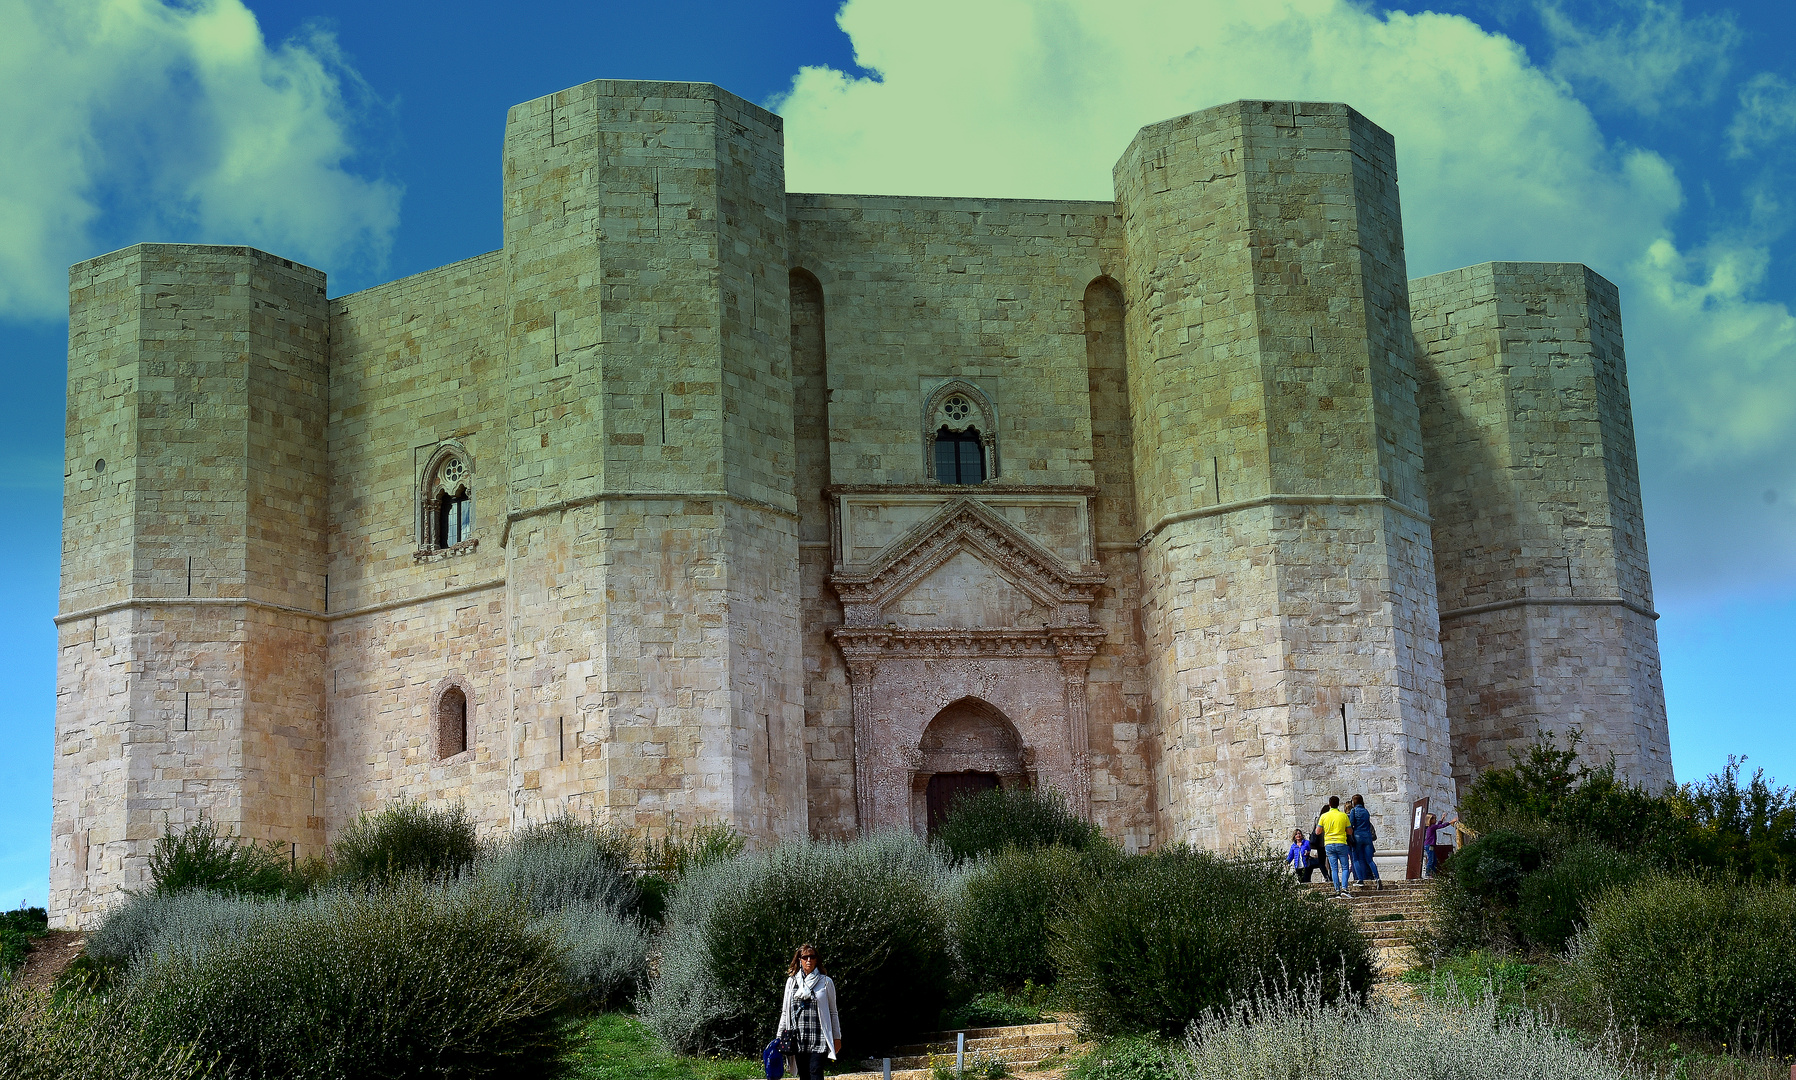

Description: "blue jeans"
1326 843 1353 892
1424 844 1438 876
1352 839 1379 881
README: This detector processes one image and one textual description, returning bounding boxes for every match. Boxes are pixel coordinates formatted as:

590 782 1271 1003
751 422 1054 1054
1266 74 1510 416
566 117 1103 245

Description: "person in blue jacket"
1347 794 1382 891
1286 828 1313 883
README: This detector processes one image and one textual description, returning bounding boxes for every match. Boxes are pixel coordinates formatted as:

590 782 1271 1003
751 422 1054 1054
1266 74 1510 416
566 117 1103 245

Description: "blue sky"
1 0 1791 908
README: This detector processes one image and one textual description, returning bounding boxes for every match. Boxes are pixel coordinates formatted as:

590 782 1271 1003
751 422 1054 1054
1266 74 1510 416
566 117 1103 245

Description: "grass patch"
571 1013 762 1080
1401 950 1537 1008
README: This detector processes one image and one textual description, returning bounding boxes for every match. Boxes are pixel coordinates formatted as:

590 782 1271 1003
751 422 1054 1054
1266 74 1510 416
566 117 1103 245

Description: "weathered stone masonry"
51 80 1671 926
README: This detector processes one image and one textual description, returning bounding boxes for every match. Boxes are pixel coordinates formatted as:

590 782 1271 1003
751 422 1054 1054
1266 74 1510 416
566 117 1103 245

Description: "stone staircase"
831 881 1431 1078
833 1020 1080 1079
1306 876 1432 972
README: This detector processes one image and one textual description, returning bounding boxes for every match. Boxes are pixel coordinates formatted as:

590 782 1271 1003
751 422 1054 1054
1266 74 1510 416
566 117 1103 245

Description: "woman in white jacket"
777 943 841 1079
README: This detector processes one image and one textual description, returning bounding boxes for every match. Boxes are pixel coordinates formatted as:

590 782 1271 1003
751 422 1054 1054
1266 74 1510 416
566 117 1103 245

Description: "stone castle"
50 79 1671 925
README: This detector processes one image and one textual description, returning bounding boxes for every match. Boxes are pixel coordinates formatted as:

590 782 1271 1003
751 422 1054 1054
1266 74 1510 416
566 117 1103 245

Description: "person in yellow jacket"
1318 796 1354 897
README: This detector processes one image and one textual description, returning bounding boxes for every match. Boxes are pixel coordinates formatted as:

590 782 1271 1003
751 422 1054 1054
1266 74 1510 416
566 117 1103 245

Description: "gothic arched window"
922 382 998 484
419 446 476 559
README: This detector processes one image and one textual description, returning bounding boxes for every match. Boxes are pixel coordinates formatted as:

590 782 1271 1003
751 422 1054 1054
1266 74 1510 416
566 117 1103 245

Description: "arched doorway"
915 698 1029 834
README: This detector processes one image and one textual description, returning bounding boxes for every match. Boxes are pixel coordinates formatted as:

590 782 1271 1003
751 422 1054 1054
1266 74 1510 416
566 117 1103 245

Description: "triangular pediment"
829 498 1104 613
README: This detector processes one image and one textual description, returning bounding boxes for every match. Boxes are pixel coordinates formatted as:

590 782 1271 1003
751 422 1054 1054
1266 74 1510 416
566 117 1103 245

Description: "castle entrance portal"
918 698 1027 833
827 497 1109 834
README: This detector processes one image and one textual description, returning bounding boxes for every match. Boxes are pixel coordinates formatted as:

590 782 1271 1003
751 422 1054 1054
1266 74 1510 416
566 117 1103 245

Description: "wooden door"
926 771 1001 835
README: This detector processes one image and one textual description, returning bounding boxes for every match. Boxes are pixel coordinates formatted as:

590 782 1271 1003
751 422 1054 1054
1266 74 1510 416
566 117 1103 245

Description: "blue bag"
762 1037 786 1080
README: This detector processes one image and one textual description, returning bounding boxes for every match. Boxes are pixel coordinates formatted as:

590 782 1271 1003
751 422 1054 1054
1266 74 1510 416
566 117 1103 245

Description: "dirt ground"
14 930 84 990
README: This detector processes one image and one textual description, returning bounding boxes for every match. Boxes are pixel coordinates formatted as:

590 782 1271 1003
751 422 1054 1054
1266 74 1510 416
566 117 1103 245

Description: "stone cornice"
1138 492 1432 546
1438 595 1659 622
831 625 1109 661
54 577 508 626
499 489 799 546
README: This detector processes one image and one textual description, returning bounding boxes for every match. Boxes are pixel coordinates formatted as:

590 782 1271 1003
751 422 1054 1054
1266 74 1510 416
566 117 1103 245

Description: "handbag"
762 1037 788 1080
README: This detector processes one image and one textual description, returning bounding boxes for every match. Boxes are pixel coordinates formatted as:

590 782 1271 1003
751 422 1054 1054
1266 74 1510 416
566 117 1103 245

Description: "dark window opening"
439 686 468 759
435 488 473 548
935 427 985 484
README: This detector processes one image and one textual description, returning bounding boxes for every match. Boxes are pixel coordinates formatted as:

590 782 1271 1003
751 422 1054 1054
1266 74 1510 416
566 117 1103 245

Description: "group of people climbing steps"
1285 796 1458 895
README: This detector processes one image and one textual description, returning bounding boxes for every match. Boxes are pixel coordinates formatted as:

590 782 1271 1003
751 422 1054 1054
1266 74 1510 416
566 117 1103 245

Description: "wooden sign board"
1406 797 1429 880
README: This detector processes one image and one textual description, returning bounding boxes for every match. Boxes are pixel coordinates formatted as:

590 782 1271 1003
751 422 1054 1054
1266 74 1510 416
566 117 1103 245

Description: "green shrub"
945 984 1051 1029
533 902 651 1010
951 844 1090 990
330 801 480 886
122 880 574 1079
1575 875 1796 1048
1048 847 1372 1039
0 906 47 974
929 1048 1015 1080
0 981 217 1080
1516 841 1645 950
636 874 672 926
479 818 639 919
146 817 295 897
1066 1034 1177 1080
641 832 954 1055
934 786 1106 862
1171 982 1656 1080
1452 828 1552 907
639 822 747 880
1400 951 1536 1007
1463 734 1796 883
87 889 273 972
1675 757 1796 882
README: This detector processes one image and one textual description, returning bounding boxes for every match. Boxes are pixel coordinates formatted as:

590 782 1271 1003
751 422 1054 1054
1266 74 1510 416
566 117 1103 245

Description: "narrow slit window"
935 426 986 484
439 686 468 759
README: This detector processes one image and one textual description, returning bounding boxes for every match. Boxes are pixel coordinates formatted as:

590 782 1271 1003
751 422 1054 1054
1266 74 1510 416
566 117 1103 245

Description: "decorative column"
1052 631 1104 817
840 648 880 831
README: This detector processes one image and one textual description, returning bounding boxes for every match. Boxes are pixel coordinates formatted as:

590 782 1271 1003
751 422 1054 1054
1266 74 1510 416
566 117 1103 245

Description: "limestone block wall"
1411 262 1671 789
323 252 511 831
53 245 330 926
787 194 1157 845
497 81 805 841
1116 101 1453 848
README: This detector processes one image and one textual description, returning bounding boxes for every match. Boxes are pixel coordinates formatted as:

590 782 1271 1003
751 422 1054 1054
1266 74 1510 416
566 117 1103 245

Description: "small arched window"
419 446 476 558
922 382 998 484
438 685 468 759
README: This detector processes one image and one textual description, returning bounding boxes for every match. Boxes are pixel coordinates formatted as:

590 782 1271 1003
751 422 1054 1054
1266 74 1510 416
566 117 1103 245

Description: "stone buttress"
499 81 807 839
1115 102 1455 847
1411 263 1671 790
53 246 330 925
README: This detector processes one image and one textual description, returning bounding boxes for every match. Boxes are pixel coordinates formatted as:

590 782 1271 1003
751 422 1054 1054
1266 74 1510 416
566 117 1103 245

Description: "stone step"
847 1021 1083 1077
887 1028 1075 1058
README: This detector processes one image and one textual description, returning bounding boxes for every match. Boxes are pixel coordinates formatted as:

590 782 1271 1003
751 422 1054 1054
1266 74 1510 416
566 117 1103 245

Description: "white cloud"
1728 72 1796 159
1540 0 1737 116
0 0 399 319
772 0 1796 601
